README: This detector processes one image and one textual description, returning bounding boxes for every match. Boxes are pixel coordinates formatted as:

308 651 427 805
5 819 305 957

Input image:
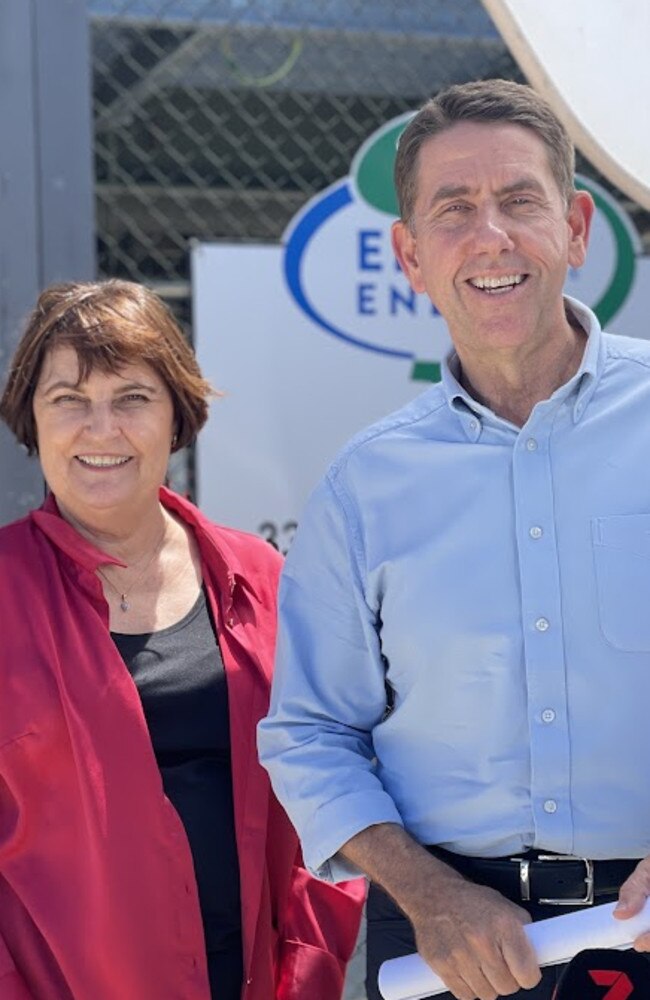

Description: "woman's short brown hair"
0 279 216 455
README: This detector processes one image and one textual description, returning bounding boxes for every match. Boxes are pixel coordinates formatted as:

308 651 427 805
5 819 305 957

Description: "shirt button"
543 799 558 814
529 525 543 539
526 438 538 451
541 708 556 723
535 617 550 632
469 419 478 430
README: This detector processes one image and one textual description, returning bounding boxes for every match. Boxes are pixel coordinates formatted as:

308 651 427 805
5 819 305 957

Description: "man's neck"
457 317 587 428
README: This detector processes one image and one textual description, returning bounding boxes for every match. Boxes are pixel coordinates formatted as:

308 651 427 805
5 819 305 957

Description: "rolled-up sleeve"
257 474 403 881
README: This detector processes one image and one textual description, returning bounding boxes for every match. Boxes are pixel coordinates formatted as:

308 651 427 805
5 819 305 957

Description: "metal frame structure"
0 0 95 525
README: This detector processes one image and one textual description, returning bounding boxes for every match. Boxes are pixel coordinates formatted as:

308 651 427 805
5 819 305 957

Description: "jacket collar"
159 487 259 615
30 488 253 614
31 496 126 571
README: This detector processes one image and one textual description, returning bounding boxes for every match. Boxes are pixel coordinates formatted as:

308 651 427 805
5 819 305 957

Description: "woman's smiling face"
33 344 175 526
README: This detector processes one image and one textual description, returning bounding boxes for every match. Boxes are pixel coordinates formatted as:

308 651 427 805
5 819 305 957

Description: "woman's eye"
119 394 149 404
53 395 85 405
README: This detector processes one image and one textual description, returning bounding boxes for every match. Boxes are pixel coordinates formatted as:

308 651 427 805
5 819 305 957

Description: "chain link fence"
87 3 650 996
91 0 518 282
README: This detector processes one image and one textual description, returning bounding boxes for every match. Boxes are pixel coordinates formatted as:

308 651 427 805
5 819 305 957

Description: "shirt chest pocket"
592 513 650 651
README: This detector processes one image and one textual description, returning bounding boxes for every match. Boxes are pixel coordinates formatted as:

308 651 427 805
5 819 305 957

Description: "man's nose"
471 207 515 255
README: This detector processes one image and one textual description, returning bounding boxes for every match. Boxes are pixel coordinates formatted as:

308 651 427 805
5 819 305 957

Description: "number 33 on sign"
259 521 297 555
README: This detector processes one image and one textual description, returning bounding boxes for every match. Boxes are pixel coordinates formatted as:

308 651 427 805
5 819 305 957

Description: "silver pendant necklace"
97 522 167 612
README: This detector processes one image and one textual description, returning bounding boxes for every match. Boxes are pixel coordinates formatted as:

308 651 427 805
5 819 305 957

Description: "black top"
112 588 242 999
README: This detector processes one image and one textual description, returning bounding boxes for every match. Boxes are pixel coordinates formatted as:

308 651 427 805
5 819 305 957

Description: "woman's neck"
56 498 171 565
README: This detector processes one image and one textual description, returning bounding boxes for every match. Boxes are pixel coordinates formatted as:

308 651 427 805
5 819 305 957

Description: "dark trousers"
365 882 616 1000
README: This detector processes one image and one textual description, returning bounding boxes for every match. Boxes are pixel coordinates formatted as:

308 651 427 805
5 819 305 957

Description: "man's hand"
340 823 541 1000
403 864 540 1000
614 856 650 950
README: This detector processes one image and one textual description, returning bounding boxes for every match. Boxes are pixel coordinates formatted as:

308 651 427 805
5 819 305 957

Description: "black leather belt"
427 846 638 907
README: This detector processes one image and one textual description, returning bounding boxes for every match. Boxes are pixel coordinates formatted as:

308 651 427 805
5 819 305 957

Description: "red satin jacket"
0 488 364 1000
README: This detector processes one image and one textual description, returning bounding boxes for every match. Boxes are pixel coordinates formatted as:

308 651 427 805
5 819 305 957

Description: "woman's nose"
84 403 120 437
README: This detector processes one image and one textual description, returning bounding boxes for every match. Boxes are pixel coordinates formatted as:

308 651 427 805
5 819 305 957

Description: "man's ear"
567 188 595 270
391 220 426 294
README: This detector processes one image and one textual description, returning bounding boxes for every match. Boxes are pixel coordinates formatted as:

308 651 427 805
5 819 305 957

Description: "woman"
0 280 363 1000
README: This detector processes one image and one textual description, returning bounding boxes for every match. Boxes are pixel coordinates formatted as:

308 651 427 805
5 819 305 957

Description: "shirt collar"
441 295 604 438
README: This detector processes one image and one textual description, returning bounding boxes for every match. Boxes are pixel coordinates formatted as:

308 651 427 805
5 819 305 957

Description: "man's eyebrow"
498 177 546 197
426 184 473 210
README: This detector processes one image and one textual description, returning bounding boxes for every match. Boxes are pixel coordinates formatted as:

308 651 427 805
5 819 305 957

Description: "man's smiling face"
391 121 593 362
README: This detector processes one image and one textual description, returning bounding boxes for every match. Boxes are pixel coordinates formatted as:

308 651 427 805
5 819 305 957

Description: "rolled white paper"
378 899 650 1000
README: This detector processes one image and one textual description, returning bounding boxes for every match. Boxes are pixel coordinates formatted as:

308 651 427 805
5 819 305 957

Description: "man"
258 79 650 1000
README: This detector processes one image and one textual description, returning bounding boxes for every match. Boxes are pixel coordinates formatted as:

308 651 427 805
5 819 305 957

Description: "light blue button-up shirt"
258 298 650 880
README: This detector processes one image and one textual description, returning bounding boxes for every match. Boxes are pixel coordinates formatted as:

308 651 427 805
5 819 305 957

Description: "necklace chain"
96 522 168 612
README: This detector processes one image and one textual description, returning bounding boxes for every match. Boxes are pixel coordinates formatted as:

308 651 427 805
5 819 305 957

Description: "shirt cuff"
303 790 404 882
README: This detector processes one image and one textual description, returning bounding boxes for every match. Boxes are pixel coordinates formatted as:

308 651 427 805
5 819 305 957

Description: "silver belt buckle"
535 854 594 906
510 857 532 901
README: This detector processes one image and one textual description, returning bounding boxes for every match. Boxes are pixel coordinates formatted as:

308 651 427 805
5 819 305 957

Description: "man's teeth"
77 455 130 467
470 274 524 291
